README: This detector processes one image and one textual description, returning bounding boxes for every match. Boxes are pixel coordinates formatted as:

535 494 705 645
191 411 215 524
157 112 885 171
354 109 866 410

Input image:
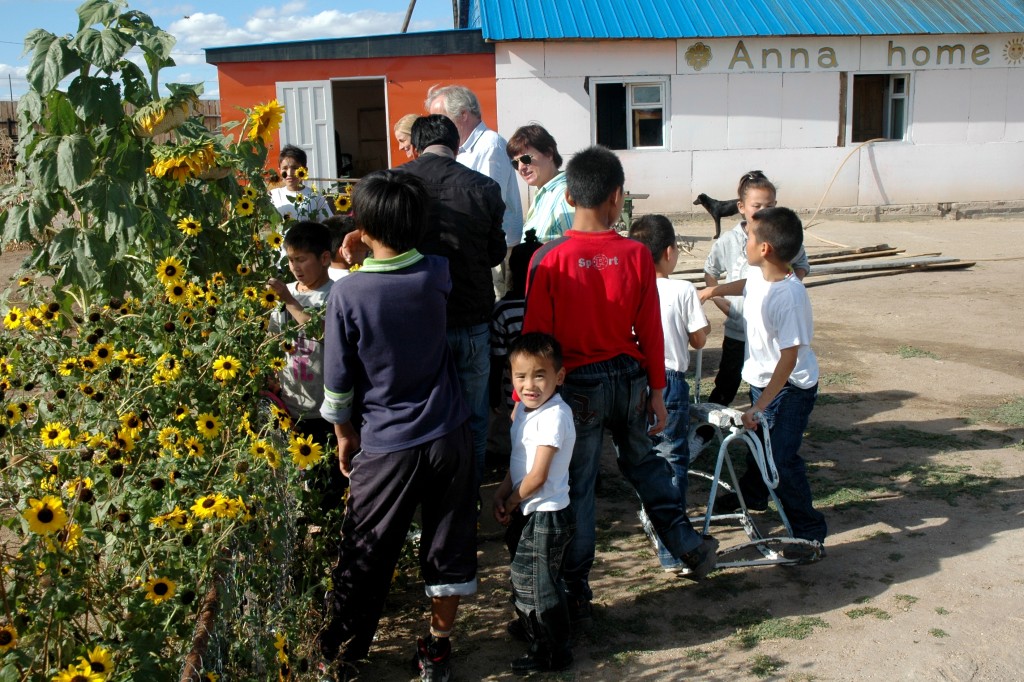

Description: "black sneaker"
712 492 768 514
679 535 719 580
507 617 533 643
511 646 573 676
782 542 826 564
412 635 452 682
567 598 592 631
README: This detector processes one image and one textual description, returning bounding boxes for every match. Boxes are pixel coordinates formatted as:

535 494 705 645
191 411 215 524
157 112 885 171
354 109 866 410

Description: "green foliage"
896 345 938 359
750 654 785 677
845 607 891 620
0 2 328 680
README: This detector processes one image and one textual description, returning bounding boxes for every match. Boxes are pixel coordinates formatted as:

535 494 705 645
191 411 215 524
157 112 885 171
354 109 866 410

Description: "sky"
0 0 457 100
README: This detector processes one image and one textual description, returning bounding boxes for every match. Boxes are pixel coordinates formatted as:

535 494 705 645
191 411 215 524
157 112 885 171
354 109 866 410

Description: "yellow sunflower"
236 263 252 276
58 357 78 375
166 282 189 305
183 436 205 457
243 185 258 200
150 507 190 530
173 404 190 421
247 99 285 145
79 645 115 678
266 231 283 249
294 166 308 181
212 355 240 382
156 256 185 285
209 272 226 288
196 413 222 439
191 493 228 519
52 661 104 682
115 348 146 365
0 357 11 374
268 357 286 372
274 631 289 662
143 576 177 604
178 311 195 327
4 402 22 426
235 198 255 216
119 413 144 439
79 356 99 373
23 496 68 535
288 433 323 469
259 288 280 309
3 307 23 330
0 623 17 653
157 425 181 450
203 672 220 682
40 422 72 448
17 275 32 286
334 194 352 213
91 343 114 366
177 216 202 237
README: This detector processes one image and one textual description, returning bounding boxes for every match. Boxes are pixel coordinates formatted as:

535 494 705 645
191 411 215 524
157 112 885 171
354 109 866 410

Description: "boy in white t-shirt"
493 332 576 675
700 207 827 561
629 215 710 571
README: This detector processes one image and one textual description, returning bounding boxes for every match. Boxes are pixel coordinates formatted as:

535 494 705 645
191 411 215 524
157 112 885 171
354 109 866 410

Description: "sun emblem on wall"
1005 37 1024 64
685 42 713 71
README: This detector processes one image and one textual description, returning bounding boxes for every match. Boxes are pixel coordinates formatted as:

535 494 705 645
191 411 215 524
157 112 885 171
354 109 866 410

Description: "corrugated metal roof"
473 0 1024 40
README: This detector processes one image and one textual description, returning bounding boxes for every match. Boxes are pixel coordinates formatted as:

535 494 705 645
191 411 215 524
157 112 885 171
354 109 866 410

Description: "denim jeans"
708 336 745 406
507 506 575 653
648 370 691 568
447 323 490 489
739 382 827 543
561 355 703 602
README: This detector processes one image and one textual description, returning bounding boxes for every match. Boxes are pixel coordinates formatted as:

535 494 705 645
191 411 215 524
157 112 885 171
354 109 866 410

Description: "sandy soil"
4 217 1022 681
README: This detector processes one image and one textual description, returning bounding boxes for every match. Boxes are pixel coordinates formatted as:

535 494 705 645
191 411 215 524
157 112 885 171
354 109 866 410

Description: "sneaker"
507 617 533 643
687 425 715 463
712 492 768 515
511 646 573 676
782 542 826 564
567 598 592 631
679 535 719 580
412 635 451 682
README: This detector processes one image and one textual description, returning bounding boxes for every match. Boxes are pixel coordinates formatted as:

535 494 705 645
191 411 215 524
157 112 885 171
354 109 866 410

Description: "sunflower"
41 422 72 448
196 413 222 439
212 355 241 382
143 576 177 604
243 185 258 200
79 356 98 372
247 99 285 145
236 263 252 276
156 256 185 285
183 436 205 458
289 433 323 469
166 282 189 304
79 645 115 678
209 271 226 288
3 307 22 330
334 194 352 213
0 623 16 653
23 496 68 534
266 231 283 249
177 216 202 237
119 413 144 439
150 507 190 530
157 426 181 449
3 402 22 426
52 661 104 682
235 198 255 216
0 357 11 375
154 353 182 383
249 439 274 460
259 289 280 309
173 405 190 422
191 493 228 519
274 631 289 662
58 523 83 551
203 673 220 682
178 311 195 327
115 348 146 365
58 357 78 376
17 275 32 286
222 496 249 520
90 342 113 365
294 166 308 182
268 357 286 372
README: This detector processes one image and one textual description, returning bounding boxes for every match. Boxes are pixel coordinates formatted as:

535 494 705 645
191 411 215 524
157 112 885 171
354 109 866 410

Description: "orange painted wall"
216 53 496 168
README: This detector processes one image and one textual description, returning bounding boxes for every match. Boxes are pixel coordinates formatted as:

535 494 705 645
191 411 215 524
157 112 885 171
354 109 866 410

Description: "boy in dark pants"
522 146 718 626
318 171 477 681
493 333 576 675
699 207 827 559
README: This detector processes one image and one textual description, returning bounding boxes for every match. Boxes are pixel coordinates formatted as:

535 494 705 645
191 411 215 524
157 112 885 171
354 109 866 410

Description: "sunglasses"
511 154 534 170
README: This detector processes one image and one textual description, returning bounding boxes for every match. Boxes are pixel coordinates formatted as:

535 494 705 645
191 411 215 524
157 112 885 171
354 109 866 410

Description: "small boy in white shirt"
629 215 710 571
324 214 357 281
493 332 576 675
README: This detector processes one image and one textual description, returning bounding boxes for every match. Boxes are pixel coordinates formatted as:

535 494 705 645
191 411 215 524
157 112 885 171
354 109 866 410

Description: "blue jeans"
561 355 703 602
649 370 691 567
447 323 490 489
739 382 827 543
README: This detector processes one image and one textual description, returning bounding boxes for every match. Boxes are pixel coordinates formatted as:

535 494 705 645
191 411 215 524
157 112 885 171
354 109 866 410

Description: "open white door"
275 80 337 190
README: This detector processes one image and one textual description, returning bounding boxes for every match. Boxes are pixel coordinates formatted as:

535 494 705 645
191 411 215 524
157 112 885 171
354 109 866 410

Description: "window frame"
590 76 670 151
848 72 912 144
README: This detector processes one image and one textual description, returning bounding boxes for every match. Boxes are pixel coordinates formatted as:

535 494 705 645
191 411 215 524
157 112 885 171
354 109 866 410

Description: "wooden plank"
672 243 896 275
805 256 960 277
804 261 975 287
810 248 904 265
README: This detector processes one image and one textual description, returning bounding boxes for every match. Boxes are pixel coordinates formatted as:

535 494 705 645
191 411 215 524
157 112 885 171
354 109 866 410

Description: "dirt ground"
4 217 1022 681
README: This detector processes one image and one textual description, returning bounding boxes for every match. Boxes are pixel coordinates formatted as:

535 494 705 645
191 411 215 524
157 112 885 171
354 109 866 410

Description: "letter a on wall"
275 81 337 189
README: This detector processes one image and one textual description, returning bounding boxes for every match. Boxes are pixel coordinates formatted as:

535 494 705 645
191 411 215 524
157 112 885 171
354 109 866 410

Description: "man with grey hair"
426 85 524 257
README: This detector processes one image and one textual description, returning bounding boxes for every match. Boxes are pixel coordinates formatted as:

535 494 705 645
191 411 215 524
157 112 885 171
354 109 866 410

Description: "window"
851 74 909 142
593 79 668 150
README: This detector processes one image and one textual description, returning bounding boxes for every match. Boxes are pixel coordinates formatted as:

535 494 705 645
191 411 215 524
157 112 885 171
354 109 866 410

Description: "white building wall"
495 33 1024 216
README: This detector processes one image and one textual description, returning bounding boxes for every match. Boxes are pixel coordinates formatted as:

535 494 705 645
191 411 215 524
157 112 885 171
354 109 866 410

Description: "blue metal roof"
472 0 1024 40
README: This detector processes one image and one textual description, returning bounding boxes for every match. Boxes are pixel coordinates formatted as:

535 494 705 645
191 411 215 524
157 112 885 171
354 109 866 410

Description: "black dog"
693 193 740 239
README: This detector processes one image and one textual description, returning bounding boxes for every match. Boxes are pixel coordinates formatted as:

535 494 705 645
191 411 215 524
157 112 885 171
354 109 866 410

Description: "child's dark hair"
507 124 563 168
507 229 543 297
565 145 624 209
411 114 460 153
352 170 429 253
324 214 357 256
508 332 563 371
628 214 675 264
283 220 331 256
737 170 776 202
750 207 803 263
280 144 308 168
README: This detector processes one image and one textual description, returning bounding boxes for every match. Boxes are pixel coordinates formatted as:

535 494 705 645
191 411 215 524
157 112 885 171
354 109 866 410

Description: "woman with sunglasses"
506 125 574 242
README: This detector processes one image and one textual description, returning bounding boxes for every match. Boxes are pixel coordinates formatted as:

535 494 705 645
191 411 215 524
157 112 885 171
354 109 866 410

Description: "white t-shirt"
328 267 349 281
270 186 332 223
269 280 334 418
741 267 819 390
656 278 708 373
509 393 575 515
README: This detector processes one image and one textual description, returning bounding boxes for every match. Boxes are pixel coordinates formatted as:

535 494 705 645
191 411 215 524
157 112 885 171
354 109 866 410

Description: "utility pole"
401 0 418 32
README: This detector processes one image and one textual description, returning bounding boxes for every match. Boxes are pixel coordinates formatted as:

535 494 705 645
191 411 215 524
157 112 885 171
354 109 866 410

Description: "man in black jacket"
404 114 507 490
